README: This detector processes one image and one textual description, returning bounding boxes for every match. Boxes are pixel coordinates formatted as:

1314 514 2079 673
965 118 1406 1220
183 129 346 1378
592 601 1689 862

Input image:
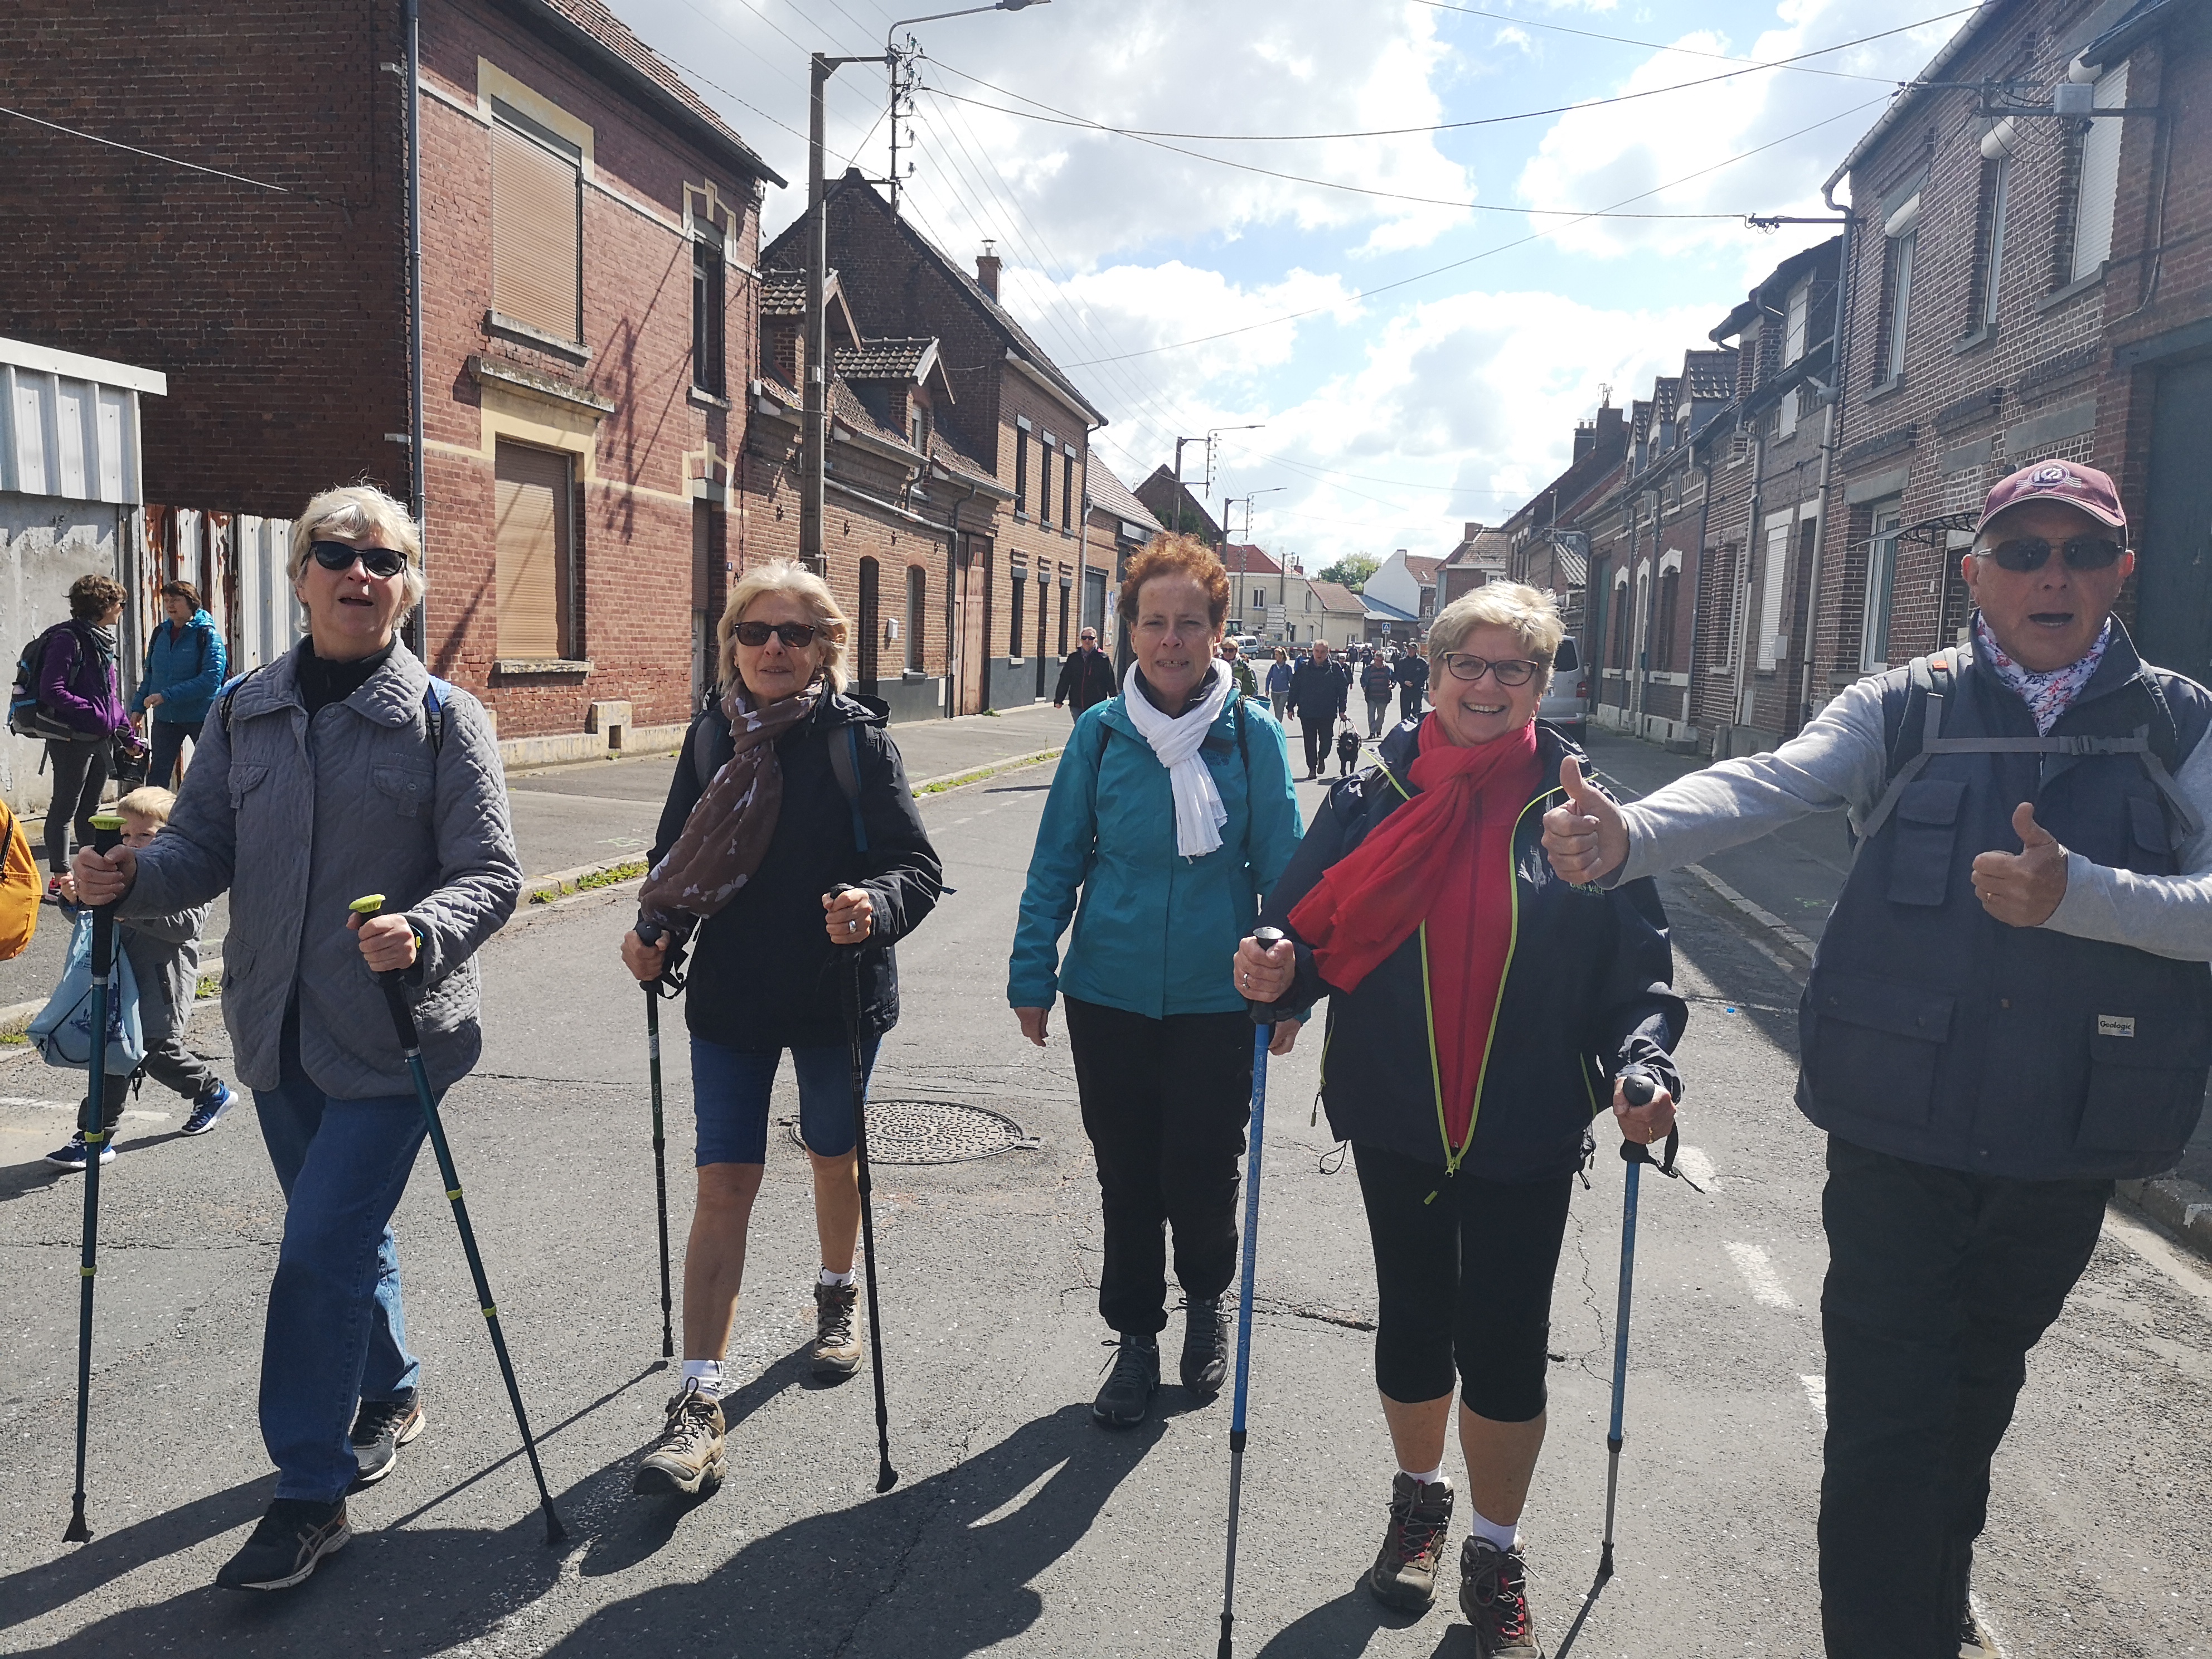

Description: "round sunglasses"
310 540 409 579
732 619 835 649
1976 535 2125 574
1439 652 1546 687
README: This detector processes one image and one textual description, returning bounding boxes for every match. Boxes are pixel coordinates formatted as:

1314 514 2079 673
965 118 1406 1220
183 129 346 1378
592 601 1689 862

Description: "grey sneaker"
811 1282 862 1379
1091 1333 1158 1429
633 1382 726 1497
348 1393 424 1490
214 1498 350 1592
1461 1536 1544 1657
1368 1472 1454 1611
1180 1296 1230 1396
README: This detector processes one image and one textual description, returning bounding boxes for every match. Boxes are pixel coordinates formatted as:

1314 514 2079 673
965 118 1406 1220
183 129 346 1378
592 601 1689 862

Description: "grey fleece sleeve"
2044 732 2212 961
1611 677 1890 884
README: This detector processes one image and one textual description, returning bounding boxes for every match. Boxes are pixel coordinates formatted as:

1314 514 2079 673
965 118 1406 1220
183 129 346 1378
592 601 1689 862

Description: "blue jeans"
254 1012 430 1503
690 1036 878 1165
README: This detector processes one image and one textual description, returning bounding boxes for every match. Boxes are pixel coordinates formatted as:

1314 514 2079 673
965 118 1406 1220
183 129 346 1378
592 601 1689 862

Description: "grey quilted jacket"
119 641 521 1098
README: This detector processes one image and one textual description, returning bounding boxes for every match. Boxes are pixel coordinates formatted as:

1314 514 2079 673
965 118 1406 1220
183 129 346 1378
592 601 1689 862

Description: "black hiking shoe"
348 1393 425 1491
215 1497 351 1592
1091 1333 1159 1429
1461 1536 1544 1657
634 1382 726 1497
1180 1296 1230 1396
811 1282 862 1379
1368 1472 1454 1611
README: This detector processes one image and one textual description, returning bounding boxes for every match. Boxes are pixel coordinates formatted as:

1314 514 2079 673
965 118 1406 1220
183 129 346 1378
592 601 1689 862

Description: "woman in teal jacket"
1009 533 1302 1430
132 580 227 788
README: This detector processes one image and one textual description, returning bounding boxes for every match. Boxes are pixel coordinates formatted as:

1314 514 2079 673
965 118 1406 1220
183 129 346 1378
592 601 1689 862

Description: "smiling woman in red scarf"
1233 583 1687 1651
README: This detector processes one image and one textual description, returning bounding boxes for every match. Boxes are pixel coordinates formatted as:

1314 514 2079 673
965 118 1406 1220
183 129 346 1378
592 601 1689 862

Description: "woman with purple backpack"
35 574 137 900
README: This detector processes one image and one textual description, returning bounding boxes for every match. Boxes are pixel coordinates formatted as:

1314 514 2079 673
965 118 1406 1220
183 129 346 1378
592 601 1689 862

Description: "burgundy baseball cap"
1978 458 2127 536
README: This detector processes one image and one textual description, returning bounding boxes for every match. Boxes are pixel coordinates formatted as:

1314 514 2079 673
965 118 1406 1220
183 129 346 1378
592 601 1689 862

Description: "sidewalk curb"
2115 1173 2212 1262
909 748 1061 795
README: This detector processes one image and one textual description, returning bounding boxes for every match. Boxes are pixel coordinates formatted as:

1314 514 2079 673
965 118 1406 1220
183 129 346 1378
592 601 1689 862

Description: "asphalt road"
2 732 2209 1658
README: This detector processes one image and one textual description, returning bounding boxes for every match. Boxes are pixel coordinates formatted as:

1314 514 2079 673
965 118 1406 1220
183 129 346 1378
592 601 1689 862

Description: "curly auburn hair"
1115 532 1230 632
68 574 128 622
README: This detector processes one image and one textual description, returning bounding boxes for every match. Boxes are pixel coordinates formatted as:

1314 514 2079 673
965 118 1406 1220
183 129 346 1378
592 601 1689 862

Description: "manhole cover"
782 1100 1037 1165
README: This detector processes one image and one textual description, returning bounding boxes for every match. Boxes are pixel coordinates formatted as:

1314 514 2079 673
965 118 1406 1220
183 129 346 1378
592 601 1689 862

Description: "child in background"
44 787 237 1168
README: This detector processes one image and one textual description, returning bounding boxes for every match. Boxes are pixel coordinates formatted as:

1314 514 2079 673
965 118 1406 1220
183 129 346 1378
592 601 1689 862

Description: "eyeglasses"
1440 652 1545 687
733 619 831 649
310 540 409 579
1977 536 2125 573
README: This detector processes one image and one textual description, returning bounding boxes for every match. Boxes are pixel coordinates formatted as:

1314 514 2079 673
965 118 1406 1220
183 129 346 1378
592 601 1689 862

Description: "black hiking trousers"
1818 1135 2110 1658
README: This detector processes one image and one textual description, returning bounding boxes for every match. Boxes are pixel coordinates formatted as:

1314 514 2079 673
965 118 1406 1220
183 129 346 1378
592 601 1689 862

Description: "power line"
1 103 317 197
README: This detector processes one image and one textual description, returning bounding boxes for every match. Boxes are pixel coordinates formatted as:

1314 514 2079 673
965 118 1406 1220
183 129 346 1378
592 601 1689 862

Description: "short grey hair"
1428 583 1565 697
290 484 428 608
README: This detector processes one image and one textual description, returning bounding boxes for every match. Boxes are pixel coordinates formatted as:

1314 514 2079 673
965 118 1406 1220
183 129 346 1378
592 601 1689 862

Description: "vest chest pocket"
1806 968 1956 1128
371 764 435 820
2123 793 2177 875
2076 1017 2211 1153
1886 778 1965 907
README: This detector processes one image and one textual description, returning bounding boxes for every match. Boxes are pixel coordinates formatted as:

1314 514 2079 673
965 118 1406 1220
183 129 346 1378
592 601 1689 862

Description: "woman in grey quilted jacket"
73 484 521 1594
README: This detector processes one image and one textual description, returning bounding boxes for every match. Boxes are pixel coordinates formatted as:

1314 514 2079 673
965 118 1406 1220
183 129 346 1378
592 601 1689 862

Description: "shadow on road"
0 1154 65 1202
1249 1578 1434 1657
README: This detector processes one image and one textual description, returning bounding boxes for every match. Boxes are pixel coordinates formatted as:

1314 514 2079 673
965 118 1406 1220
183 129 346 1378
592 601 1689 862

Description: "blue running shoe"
46 1131 117 1170
182 1083 236 1137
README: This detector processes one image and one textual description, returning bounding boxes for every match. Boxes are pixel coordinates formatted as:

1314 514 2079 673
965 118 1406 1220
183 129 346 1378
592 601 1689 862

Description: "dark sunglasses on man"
731 619 836 649
309 540 409 580
1975 535 2126 574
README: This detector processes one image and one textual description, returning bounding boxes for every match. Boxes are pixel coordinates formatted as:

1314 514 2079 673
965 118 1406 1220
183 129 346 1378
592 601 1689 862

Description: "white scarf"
1123 661 1233 858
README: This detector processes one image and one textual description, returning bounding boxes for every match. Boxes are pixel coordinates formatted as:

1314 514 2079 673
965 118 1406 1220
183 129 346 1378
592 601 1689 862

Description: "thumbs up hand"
1969 801 2069 927
1543 755 1629 886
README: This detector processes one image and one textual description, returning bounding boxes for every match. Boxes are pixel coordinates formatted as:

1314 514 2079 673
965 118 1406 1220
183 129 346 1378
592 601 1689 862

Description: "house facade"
1080 457 1161 659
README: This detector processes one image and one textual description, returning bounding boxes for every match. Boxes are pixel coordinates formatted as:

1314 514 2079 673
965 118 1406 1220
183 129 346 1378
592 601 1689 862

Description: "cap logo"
2029 463 2071 487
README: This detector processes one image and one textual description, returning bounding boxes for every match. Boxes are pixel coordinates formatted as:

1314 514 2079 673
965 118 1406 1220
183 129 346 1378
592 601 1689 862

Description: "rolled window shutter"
492 123 579 342
495 442 570 657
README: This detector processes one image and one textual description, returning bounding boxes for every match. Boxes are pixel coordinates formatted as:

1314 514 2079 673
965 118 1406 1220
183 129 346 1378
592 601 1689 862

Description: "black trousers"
1818 1136 2111 1658
1298 715 1333 776
1398 683 1424 723
43 738 110 875
1064 996 1253 1337
147 719 192 790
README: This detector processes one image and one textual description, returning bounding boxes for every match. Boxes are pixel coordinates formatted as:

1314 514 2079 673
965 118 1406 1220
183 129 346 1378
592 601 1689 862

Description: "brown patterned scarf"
638 677 824 934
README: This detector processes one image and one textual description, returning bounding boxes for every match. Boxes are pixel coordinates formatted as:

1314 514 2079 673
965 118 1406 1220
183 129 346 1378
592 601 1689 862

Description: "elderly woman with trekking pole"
73 483 522 1591
1008 532 1303 1431
1233 582 1685 1652
620 558 941 1501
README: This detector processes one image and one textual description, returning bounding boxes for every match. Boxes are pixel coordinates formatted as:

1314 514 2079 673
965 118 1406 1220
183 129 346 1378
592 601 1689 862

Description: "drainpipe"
404 0 427 655
1689 447 1715 749
1796 171 1860 731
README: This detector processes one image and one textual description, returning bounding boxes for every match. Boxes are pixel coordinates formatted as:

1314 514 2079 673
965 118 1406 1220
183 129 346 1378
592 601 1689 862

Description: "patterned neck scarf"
1973 612 2111 735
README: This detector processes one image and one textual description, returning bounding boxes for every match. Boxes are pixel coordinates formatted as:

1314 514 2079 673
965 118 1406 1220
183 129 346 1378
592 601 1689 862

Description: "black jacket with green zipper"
1258 720 1685 1180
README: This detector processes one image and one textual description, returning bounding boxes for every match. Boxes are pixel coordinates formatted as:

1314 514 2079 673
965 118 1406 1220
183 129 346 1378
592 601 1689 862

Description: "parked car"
1539 635 1589 740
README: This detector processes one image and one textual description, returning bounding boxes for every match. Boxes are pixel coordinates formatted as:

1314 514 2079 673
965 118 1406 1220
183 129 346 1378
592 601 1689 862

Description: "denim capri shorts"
690 1036 879 1167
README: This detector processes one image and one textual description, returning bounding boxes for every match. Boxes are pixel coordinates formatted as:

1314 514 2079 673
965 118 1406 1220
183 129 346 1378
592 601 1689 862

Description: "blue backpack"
28 910 145 1075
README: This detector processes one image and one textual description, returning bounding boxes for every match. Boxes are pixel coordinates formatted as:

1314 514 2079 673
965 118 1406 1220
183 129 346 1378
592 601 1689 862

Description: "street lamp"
885 2 1049 211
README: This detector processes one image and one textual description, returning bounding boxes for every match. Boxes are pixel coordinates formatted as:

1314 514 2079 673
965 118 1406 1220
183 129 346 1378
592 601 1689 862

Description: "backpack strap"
220 666 449 758
828 721 867 853
215 669 258 737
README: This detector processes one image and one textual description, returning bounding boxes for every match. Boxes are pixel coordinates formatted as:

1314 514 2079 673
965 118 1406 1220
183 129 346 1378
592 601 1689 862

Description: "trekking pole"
349 895 567 1546
62 812 125 1544
827 890 899 1494
633 920 678 1364
1217 924 1285 1659
1598 1071 1677 1582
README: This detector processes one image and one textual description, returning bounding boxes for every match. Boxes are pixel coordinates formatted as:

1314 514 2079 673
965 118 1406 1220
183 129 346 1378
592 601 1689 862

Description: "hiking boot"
633 1382 726 1497
1461 1536 1544 1657
45 1129 116 1170
1180 1296 1230 1397
182 1083 237 1137
811 1280 862 1379
348 1393 424 1491
1091 1333 1158 1430
1367 1472 1454 1611
215 1497 350 1591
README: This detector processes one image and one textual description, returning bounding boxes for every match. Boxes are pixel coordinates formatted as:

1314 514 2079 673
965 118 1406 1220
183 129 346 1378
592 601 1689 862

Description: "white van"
1539 636 1589 740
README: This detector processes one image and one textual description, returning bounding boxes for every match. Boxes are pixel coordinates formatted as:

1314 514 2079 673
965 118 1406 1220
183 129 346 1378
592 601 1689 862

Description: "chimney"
1463 521 1481 541
976 240 1001 300
1573 420 1595 463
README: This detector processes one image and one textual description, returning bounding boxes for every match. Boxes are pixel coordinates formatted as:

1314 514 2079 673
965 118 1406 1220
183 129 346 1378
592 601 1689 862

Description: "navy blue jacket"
1260 720 1685 1180
1287 658 1347 721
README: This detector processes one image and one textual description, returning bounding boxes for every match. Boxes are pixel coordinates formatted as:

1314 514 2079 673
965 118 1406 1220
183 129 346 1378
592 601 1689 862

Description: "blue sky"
613 0 1975 564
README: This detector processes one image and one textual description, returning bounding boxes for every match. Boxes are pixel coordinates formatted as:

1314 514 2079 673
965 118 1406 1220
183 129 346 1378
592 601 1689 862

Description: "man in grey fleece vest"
1543 459 2212 1659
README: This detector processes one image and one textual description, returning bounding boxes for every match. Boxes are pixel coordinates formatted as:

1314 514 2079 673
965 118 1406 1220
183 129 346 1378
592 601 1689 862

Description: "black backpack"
8 622 91 742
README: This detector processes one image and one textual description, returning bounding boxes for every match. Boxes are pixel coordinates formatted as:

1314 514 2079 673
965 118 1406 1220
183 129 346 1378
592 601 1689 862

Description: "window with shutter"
1757 521 1791 671
905 566 926 673
692 232 725 396
2071 64 2129 283
1861 504 1903 672
491 103 581 345
494 441 572 658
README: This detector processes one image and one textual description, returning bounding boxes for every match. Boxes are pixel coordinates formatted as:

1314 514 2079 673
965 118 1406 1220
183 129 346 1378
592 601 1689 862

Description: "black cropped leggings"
1351 1141 1573 1422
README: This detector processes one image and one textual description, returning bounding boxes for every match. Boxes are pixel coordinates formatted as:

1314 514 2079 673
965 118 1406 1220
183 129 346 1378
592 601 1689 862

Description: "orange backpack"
0 800 40 961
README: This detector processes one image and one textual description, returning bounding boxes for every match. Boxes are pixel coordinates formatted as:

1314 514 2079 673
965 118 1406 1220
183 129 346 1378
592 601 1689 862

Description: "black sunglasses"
733 619 831 649
310 540 409 579
1977 535 2125 574
1440 652 1545 687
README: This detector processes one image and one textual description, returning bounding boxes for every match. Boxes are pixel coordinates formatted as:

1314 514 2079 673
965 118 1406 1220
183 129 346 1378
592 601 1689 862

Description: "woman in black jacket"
1234 584 1684 1652
620 559 941 1500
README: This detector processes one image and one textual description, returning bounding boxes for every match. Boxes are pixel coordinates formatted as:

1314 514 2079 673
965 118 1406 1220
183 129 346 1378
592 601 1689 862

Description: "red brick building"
4 0 782 750
1081 458 1162 658
1504 404 1628 651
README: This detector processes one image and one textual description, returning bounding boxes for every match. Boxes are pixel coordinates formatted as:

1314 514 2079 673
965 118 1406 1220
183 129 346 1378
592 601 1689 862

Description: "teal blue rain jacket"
1008 686 1303 1019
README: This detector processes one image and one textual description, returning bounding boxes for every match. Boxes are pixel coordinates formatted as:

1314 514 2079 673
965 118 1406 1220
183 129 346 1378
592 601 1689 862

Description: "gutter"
1822 0 2017 198
1794 173 1862 728
405 0 428 653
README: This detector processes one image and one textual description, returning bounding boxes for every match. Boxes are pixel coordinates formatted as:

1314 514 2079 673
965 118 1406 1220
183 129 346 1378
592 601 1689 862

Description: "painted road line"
3 1096 170 1122
1725 1240 1797 1308
1800 1374 1827 1424
1675 1146 1718 1191
1684 862 1818 958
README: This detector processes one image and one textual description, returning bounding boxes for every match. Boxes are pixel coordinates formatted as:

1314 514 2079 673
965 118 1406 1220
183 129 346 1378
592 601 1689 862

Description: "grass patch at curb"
916 750 1061 795
530 859 648 905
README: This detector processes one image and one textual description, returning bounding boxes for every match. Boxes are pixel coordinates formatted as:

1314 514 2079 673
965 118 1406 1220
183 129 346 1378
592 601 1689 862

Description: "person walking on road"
1220 636 1259 701
1288 638 1348 780
1394 646 1430 725
1054 625 1115 719
132 579 226 789
622 559 942 1501
1266 647 1294 724
1235 583 1684 1650
1361 652 1397 739
36 574 135 900
1008 533 1303 1432
72 483 521 1593
1541 459 2212 1659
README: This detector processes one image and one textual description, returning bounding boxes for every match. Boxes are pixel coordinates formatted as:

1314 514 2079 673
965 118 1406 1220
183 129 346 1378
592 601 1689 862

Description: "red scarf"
1288 716 1541 1154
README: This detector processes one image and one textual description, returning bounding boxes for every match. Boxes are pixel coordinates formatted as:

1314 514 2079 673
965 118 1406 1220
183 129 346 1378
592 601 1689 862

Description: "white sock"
819 1267 855 1288
680 1359 725 1398
1401 1464 1445 1488
1467 1503 1518 1554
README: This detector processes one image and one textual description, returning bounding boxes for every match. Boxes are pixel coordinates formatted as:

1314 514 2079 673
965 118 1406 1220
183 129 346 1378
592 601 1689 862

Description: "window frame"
1883 228 1916 385
905 565 926 673
1861 502 1905 673
488 98 584 349
691 229 726 398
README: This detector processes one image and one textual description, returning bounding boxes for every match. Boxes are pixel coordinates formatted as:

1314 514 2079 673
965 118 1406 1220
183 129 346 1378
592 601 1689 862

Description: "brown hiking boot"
1461 1536 1545 1657
811 1281 862 1379
633 1383 726 1497
1367 1472 1454 1611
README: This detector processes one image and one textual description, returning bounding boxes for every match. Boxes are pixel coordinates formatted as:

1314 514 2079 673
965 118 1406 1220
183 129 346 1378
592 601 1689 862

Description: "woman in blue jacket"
133 580 226 788
1009 535 1302 1431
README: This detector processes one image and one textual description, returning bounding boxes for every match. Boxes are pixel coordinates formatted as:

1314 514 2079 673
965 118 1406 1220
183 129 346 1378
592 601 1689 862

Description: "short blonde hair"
290 484 428 608
720 559 849 696
1428 583 1564 696
117 786 176 825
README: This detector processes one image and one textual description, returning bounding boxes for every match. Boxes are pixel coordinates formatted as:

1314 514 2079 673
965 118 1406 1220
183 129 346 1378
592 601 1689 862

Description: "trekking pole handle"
1245 926 1285 1025
89 813 123 866
350 894 423 1048
1617 1070 1680 1175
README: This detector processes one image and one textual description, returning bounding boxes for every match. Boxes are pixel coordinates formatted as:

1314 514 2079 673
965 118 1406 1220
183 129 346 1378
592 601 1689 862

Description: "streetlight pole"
884 2 1050 213
1224 486 1284 637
